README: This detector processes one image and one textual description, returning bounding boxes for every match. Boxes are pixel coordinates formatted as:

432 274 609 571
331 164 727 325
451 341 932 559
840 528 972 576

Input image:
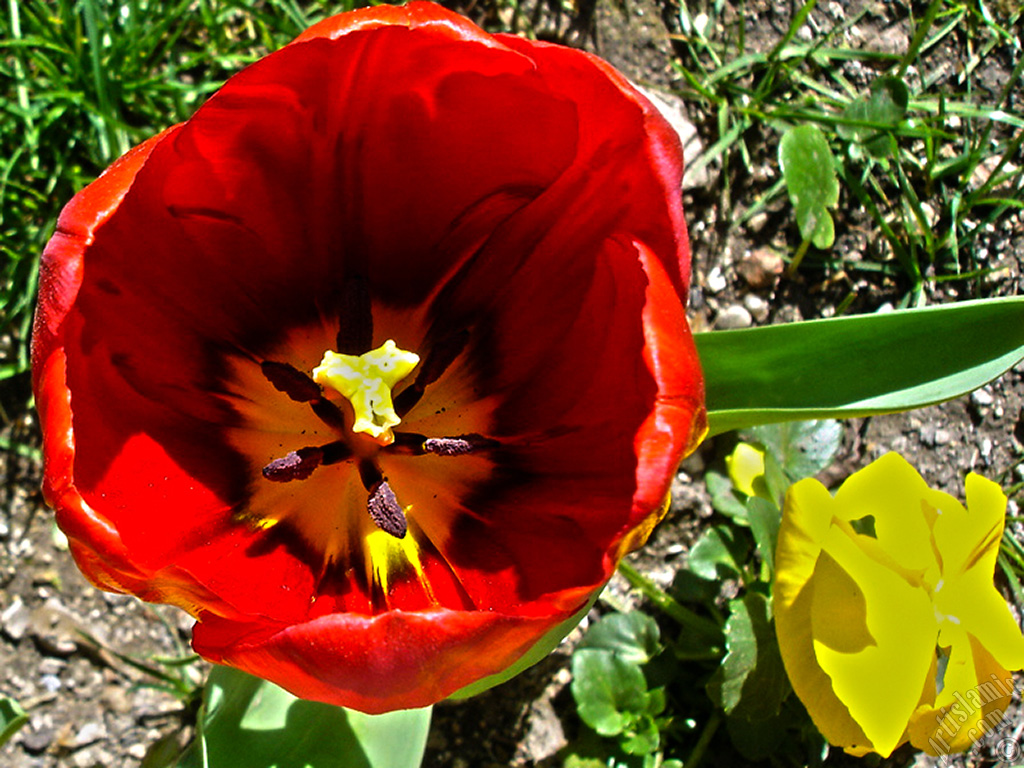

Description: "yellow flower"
774 452 1024 757
726 441 766 498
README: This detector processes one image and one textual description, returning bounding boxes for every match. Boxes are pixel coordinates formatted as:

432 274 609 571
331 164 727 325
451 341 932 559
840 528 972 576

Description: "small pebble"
40 674 62 693
736 248 784 289
38 658 65 675
706 266 727 293
74 721 107 747
979 438 993 462
716 305 753 330
21 726 55 755
743 293 770 323
971 388 994 407
1 597 31 642
128 744 148 759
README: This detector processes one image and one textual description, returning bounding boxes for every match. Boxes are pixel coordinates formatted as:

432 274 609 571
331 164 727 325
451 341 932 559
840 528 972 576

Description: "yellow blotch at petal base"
312 340 420 444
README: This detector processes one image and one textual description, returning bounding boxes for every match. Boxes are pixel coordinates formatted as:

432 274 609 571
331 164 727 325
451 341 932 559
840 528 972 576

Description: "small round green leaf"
780 124 839 249
571 650 649 737
578 612 662 665
687 524 747 580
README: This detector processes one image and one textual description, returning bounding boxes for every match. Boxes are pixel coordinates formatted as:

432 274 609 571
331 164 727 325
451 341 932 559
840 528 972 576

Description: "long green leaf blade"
698 297 1024 435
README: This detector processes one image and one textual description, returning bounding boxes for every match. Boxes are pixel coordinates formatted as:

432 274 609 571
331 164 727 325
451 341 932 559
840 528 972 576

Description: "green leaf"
620 715 660 756
780 124 839 248
744 420 842 482
726 711 788 761
579 612 662 665
562 756 607 768
839 76 909 158
705 469 749 522
706 593 788 720
747 496 781 578
0 697 28 749
698 297 1024 436
571 650 650 737
687 525 747 580
760 450 789 509
176 666 431 768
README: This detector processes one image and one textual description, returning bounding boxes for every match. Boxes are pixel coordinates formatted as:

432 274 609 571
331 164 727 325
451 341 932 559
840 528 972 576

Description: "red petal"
193 605 586 713
293 1 499 47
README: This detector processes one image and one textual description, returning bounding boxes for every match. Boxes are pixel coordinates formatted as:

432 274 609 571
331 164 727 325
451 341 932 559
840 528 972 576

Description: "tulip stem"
617 561 722 639
684 711 722 768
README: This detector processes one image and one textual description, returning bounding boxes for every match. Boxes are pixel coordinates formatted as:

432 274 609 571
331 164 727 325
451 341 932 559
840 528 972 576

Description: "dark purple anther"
367 480 407 539
262 446 324 482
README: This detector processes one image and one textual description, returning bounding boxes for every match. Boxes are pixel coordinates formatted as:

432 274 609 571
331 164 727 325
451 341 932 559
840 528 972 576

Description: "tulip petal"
193 606 584 714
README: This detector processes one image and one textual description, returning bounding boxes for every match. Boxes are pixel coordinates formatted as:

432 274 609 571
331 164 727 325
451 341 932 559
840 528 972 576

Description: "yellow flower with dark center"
774 452 1024 757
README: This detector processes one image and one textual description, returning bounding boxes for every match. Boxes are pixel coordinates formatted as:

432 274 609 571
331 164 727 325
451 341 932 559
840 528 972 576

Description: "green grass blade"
0 698 29 748
699 297 1024 435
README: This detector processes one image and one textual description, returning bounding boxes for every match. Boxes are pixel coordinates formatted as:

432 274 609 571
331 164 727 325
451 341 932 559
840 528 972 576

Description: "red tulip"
32 1 705 713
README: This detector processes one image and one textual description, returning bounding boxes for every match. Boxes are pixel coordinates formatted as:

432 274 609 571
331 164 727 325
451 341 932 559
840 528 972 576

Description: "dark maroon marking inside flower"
394 330 469 417
310 398 348 431
336 275 373 356
259 360 346 429
319 440 352 465
263 446 324 482
367 480 407 539
261 361 323 402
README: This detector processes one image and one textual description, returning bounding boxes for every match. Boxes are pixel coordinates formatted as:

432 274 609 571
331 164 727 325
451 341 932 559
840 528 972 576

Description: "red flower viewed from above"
32 2 706 713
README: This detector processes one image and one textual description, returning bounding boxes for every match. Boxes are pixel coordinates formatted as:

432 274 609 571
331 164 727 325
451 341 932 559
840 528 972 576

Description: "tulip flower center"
256 319 492 559
312 340 420 446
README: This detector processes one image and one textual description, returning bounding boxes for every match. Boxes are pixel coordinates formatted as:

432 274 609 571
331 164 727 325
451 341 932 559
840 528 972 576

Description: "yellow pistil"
312 340 420 445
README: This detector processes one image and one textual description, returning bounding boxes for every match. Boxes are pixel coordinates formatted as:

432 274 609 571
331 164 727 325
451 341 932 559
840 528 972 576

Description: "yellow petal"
832 452 936 574
774 478 870 751
813 520 937 757
933 473 1024 671
908 626 1015 755
726 442 766 497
